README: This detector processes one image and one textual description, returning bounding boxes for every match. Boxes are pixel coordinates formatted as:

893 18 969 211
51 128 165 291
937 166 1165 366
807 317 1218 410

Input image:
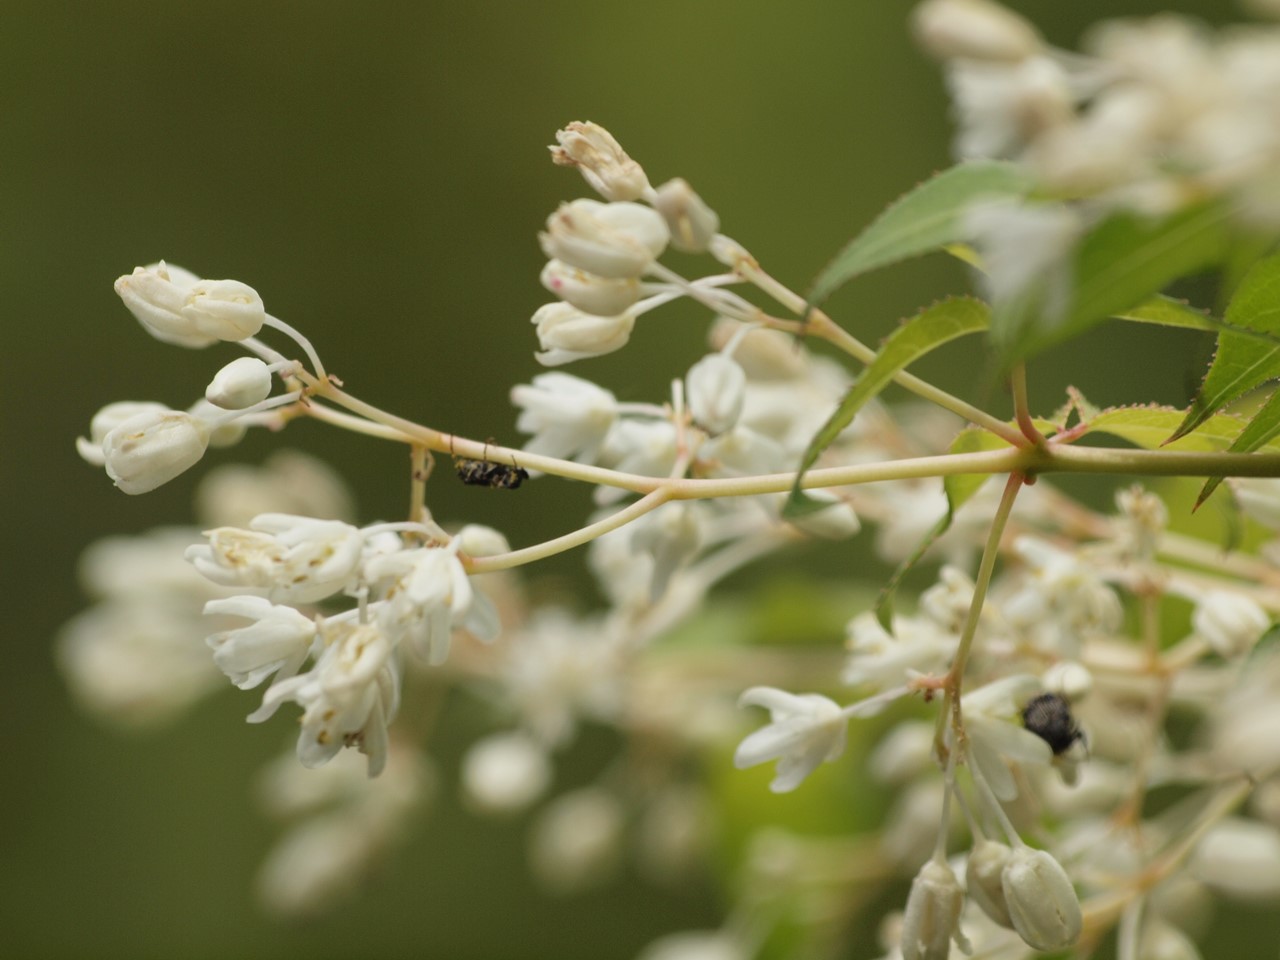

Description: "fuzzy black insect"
453 457 529 490
1021 693 1083 755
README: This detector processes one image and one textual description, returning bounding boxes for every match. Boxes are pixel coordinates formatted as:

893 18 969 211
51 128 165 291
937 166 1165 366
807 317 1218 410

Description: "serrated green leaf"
1078 405 1280 453
806 162 1032 309
1113 296 1218 332
785 298 990 518
994 203 1231 361
1196 389 1280 509
1174 252 1280 441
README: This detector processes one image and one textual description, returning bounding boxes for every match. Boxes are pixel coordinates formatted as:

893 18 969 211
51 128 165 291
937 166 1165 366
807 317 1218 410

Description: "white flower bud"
686 353 746 435
912 0 1043 63
77 401 168 466
532 302 636 366
539 199 668 279
540 259 642 317
900 859 967 960
1001 847 1082 951
115 262 219 348
187 399 249 448
461 731 552 815
549 121 650 202
206 357 273 410
1192 590 1271 658
966 840 1015 928
454 524 511 558
1192 818 1280 901
101 408 211 494
653 178 720 253
181 278 266 341
708 318 807 380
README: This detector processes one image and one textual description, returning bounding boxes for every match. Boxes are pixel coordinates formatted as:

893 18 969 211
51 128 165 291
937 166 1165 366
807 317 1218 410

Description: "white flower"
76 401 168 467
540 259 643 317
842 611 954 691
636 930 746 960
101 407 211 494
631 502 704 601
699 426 786 478
205 357 273 410
186 513 365 604
966 839 1016 929
964 198 1082 323
114 262 217 348
1001 846 1082 951
549 121 650 202
946 55 1072 160
203 595 317 692
532 301 636 366
1002 534 1122 657
1192 818 1280 901
1192 590 1270 658
900 859 968 960
686 352 746 435
912 0 1042 63
366 545 478 665
958 675 1053 802
254 622 399 776
595 418 678 504
734 686 848 793
539 198 669 278
511 371 618 464
652 178 720 253
460 731 552 815
115 262 266 345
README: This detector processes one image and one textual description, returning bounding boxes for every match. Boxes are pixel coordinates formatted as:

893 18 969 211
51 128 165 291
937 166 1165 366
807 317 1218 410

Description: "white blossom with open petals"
203 595 317 692
734 687 848 793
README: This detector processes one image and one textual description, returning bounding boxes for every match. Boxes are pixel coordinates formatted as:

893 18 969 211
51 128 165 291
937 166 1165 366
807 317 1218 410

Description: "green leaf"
1196 389 1280 509
806 162 1032 309
1077 405 1280 453
785 297 990 518
1173 252 1280 442
1112 296 1218 333
994 203 1231 361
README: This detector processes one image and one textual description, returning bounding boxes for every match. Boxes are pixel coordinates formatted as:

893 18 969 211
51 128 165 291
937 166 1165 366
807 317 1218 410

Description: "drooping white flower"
1002 534 1122 657
945 55 1073 160
540 259 643 317
115 262 266 346
686 352 746 436
203 595 317 691
539 198 669 278
548 121 650 202
366 544 477 665
101 407 211 494
842 611 954 691
186 513 365 604
532 301 636 366
76 401 168 467
652 177 720 253
511 371 618 465
734 687 848 793
595 418 678 504
205 357 274 410
253 622 400 776
964 198 1082 323
630 502 704 601
699 426 786 478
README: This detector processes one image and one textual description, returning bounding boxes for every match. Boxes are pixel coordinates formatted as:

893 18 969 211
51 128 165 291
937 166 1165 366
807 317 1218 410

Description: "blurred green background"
2 1 1246 958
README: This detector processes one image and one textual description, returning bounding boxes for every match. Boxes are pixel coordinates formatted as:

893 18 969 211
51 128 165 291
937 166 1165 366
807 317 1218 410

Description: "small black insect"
453 451 529 490
1021 693 1083 756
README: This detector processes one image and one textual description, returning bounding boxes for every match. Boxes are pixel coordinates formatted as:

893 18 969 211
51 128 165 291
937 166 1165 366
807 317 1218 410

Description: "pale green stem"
1010 362 1044 445
730 257 1027 446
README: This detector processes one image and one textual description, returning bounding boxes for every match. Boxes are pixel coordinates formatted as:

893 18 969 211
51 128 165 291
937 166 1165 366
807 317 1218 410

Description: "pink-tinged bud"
653 178 720 253
101 408 211 494
549 121 650 201
540 259 643 317
540 199 669 279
